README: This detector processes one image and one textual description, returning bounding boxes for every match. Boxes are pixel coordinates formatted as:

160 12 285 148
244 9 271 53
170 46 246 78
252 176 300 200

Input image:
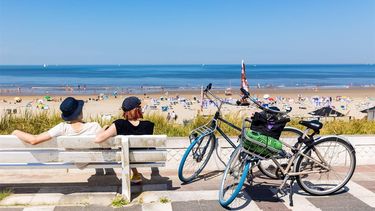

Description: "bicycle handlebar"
240 87 291 115
203 83 291 115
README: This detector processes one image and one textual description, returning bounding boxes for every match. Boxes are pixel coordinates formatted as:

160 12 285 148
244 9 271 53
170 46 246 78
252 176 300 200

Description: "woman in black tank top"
95 96 154 183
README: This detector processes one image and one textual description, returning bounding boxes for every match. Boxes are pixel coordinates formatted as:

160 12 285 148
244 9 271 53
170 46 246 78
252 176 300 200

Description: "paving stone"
83 205 114 211
307 192 374 211
53 206 85 211
57 193 115 206
115 204 142 211
171 200 201 211
38 186 118 194
354 180 375 193
198 200 227 211
30 193 63 205
244 184 291 211
24 206 55 211
142 202 172 211
0 194 34 206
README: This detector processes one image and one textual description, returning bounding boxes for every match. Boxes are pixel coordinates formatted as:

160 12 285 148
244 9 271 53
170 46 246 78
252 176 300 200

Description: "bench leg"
121 137 131 202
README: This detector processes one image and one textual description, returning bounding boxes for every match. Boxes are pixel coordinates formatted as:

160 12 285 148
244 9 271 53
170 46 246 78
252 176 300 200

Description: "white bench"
0 135 167 202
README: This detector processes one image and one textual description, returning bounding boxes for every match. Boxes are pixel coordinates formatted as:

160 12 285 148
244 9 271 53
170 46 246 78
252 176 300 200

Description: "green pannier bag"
243 129 283 157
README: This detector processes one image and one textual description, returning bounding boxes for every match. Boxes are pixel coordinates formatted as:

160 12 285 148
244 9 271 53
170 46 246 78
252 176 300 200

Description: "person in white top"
12 97 102 145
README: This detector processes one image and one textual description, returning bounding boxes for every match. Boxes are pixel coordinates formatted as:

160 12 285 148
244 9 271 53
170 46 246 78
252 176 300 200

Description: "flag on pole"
241 60 250 92
200 85 204 111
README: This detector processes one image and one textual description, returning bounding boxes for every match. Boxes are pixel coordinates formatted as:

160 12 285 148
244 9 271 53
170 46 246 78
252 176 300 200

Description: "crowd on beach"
1 88 375 123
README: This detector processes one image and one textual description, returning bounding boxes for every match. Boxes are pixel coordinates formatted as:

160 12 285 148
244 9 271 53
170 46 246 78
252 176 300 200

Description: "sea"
0 64 374 94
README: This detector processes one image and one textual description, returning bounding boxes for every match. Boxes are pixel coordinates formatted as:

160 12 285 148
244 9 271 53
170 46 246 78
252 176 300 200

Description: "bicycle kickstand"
289 176 295 207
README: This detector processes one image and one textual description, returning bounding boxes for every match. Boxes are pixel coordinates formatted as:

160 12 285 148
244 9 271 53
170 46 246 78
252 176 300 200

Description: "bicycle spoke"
220 147 249 205
297 138 355 195
179 134 216 182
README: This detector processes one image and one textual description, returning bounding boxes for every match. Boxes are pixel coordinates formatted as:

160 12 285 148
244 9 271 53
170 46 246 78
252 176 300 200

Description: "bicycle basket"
188 119 216 143
250 111 290 140
241 128 283 159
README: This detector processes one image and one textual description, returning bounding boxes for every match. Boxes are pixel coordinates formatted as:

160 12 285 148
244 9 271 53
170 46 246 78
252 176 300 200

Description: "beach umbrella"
44 96 52 101
309 106 345 117
361 106 375 113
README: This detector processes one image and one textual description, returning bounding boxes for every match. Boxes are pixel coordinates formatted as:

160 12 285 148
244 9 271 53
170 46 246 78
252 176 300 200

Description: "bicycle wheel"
178 134 216 183
258 127 303 179
219 145 251 207
295 136 356 195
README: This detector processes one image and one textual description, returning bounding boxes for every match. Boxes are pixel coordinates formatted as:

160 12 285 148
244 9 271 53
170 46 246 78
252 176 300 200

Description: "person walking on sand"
166 112 171 121
171 111 176 121
95 96 154 184
12 97 103 145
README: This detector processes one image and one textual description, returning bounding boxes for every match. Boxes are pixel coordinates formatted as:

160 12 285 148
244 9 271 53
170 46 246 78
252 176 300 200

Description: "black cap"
122 96 141 111
60 97 84 121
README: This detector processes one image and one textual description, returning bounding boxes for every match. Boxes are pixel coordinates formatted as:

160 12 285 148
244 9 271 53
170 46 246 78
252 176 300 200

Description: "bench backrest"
0 135 167 165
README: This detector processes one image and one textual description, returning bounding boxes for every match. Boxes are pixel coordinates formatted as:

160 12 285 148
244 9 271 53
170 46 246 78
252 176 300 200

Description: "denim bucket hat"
122 96 141 111
60 97 84 121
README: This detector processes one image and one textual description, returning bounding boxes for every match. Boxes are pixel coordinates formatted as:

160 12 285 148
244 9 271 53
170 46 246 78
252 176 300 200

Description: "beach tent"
161 106 168 112
360 106 375 121
309 106 345 117
44 96 52 101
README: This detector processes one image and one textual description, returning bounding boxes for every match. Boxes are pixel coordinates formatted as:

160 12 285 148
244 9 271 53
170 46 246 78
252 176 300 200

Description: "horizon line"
0 63 373 66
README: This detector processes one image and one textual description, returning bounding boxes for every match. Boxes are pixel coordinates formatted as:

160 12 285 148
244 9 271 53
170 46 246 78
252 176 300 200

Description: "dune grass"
111 194 129 208
0 189 13 201
1 111 375 136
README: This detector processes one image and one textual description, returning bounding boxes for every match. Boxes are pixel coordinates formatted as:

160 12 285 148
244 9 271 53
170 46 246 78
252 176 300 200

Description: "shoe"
130 173 142 184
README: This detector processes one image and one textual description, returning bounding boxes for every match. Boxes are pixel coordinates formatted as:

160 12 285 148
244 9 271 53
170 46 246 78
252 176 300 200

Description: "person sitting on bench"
12 97 103 145
95 96 154 184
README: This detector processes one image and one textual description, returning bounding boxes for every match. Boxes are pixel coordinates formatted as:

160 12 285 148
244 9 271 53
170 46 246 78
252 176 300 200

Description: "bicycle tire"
219 145 251 207
178 134 216 183
258 127 303 179
295 136 356 196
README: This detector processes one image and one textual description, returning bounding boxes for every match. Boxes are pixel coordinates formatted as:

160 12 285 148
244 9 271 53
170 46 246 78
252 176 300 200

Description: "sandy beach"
1 87 374 123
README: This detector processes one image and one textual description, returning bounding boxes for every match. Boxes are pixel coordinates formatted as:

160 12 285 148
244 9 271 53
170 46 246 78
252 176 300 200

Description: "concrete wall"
164 135 375 170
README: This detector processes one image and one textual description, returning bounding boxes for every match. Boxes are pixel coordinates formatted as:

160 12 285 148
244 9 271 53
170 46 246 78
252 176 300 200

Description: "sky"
0 0 374 65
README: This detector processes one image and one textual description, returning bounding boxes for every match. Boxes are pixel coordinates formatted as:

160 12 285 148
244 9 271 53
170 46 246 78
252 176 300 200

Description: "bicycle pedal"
277 188 288 197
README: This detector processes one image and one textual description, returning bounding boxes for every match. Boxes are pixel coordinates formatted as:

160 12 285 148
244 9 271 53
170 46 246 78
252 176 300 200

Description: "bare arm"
11 130 52 145
97 125 110 133
95 124 117 143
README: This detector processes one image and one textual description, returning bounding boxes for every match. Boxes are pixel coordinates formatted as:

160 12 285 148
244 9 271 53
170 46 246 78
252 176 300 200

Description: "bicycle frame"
245 128 332 189
194 88 242 149
211 111 241 148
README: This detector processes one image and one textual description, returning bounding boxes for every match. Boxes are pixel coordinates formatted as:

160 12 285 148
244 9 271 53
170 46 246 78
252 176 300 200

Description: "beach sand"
1 87 375 123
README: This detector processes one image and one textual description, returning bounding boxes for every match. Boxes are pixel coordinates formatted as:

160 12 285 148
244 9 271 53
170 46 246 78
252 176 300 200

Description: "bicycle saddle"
299 120 323 132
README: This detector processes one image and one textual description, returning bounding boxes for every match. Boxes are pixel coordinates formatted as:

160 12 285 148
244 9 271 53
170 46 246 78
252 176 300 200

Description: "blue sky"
0 0 374 64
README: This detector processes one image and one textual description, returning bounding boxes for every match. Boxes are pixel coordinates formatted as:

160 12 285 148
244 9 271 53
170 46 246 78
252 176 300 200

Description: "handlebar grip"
204 83 212 92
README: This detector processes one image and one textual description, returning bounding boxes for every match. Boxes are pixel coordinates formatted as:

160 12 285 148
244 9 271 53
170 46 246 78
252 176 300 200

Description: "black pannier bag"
250 111 290 140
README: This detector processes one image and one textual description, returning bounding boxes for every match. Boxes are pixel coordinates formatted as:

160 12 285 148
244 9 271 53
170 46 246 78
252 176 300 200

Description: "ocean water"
0 64 374 94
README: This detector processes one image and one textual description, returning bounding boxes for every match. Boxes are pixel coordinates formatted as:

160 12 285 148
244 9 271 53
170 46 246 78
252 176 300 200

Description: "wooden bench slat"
0 150 167 163
0 135 167 149
0 162 165 169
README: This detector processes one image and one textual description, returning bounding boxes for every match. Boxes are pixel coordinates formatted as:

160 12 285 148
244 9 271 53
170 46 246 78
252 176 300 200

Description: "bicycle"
178 83 302 183
219 88 356 207
178 83 242 183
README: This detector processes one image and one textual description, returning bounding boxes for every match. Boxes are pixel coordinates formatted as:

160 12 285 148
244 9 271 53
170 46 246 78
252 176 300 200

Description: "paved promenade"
0 165 374 211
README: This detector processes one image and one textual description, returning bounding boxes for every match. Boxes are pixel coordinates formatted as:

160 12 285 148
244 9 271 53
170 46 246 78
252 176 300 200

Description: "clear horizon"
0 63 373 66
0 0 374 65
